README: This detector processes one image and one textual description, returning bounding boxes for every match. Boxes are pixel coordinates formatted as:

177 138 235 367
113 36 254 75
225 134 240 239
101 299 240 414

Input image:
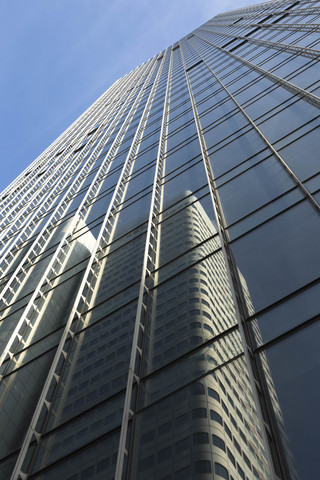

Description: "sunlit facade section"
0 1 319 479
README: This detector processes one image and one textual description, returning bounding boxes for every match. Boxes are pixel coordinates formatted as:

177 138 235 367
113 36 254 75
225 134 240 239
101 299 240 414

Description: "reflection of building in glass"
133 195 271 480
0 219 96 468
1 1 320 479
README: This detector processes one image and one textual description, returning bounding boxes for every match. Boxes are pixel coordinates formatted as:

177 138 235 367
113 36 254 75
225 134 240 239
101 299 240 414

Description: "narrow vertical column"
114 48 173 480
185 35 320 479
189 37 320 209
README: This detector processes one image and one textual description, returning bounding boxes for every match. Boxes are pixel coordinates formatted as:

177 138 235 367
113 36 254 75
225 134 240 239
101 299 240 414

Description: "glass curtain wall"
0 1 319 479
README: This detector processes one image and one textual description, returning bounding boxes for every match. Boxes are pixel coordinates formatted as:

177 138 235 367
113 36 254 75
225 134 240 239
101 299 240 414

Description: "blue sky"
0 0 259 193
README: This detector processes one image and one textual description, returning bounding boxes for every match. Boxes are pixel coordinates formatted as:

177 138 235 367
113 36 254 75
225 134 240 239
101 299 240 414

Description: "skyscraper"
0 0 319 479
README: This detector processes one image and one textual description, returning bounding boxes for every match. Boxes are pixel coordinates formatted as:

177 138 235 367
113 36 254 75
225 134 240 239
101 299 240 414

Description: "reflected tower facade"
0 1 320 479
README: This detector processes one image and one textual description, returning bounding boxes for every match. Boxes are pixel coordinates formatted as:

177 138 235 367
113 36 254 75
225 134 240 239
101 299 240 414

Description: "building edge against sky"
0 1 319 479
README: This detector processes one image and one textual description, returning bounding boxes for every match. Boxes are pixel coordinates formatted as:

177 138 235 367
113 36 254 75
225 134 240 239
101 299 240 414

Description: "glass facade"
0 1 319 479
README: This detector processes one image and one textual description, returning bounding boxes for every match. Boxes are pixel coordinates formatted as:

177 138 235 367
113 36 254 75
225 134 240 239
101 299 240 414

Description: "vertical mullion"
186 35 320 480
0 65 132 210
114 47 173 480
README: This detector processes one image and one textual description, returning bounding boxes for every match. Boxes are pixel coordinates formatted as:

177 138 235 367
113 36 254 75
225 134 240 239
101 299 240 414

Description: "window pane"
261 321 320 479
208 129 266 178
232 200 320 311
278 126 320 181
251 283 320 345
218 155 295 225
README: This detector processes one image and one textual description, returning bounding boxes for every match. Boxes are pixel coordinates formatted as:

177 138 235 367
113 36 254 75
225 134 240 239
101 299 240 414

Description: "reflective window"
194 460 212 473
212 434 226 451
261 321 320 479
218 155 295 225
232 200 320 311
278 126 320 181
210 410 223 424
251 283 320 345
257 99 319 144
209 129 266 178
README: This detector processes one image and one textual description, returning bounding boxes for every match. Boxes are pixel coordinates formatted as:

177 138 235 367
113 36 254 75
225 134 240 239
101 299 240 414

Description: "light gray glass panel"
272 56 313 82
162 160 208 210
0 349 56 460
228 188 304 240
166 123 198 152
31 393 124 474
122 160 156 198
45 301 138 428
112 191 152 241
144 249 236 375
156 233 221 286
165 139 202 175
140 329 243 408
304 173 320 195
78 191 113 227
202 113 248 150
241 84 292 120
256 100 319 144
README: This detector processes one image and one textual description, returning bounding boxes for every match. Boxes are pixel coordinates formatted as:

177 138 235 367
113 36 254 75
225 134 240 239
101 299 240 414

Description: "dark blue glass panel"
232 200 320 312
262 321 320 479
218 155 295 225
252 282 320 345
209 129 266 178
278 126 320 182
257 100 319 144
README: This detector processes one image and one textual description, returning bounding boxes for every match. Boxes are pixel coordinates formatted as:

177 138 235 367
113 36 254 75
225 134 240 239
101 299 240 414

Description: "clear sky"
0 0 260 193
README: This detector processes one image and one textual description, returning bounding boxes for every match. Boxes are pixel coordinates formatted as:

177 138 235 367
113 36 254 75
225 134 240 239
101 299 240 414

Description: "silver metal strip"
179 38 279 480
205 21 320 33
219 5 320 20
0 84 113 221
0 67 136 215
0 67 138 231
0 99 114 241
114 48 173 480
213 0 299 16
